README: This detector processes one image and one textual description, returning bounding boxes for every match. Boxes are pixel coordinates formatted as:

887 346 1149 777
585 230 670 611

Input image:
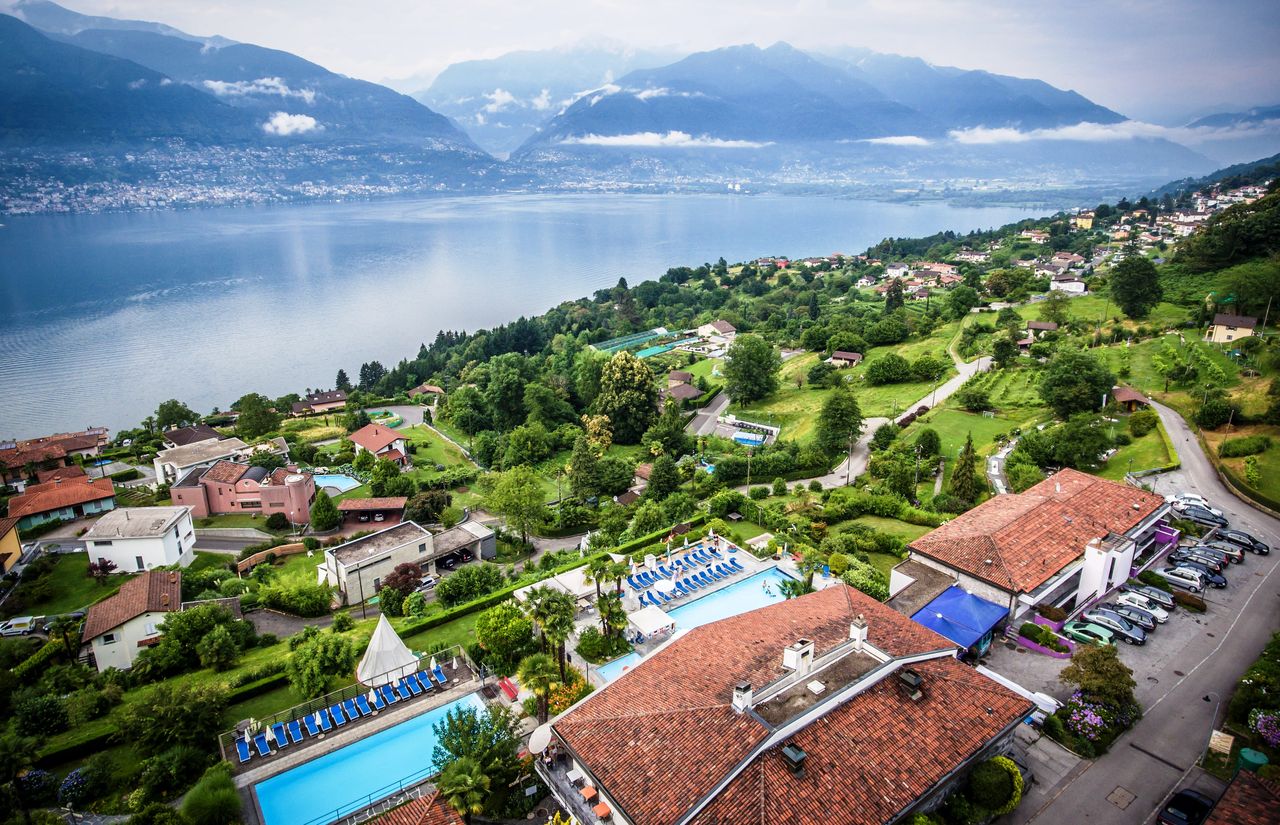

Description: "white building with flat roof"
83 506 196 572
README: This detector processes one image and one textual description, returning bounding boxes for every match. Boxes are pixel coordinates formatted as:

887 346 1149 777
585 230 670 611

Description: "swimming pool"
732 432 766 446
255 692 485 825
598 568 795 682
311 473 362 493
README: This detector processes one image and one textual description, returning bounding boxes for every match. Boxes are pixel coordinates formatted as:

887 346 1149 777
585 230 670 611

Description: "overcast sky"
45 0 1280 123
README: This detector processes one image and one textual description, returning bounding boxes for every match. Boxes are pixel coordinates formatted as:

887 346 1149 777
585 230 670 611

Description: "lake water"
0 194 1044 438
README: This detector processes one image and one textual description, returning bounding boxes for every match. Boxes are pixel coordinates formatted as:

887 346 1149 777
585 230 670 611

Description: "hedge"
108 468 142 482
13 639 65 680
36 727 115 767
1218 435 1270 459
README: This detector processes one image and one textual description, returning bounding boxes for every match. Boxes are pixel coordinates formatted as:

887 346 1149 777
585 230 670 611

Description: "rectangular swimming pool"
598 567 795 682
255 692 485 825
311 473 362 493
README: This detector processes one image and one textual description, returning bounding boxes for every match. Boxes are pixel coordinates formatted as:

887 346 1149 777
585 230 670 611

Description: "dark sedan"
1168 549 1225 573
1157 788 1215 825
1121 582 1176 610
1173 561 1228 588
1180 505 1228 528
1216 528 1269 555
1098 602 1157 632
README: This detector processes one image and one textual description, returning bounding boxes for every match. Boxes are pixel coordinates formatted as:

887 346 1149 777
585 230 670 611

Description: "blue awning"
911 586 1007 649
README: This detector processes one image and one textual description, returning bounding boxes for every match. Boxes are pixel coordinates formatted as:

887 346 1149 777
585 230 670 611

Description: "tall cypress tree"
949 433 983 505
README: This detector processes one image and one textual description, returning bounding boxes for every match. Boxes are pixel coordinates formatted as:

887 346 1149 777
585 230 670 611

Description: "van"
0 617 37 636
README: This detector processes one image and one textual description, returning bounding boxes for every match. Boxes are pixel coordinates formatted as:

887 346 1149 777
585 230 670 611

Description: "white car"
1167 493 1224 518
1115 591 1169 623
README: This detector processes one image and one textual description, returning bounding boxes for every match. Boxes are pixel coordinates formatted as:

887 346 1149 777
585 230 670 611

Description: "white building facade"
83 507 196 572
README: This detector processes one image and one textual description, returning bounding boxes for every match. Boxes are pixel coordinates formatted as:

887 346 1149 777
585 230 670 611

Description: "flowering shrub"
547 667 594 715
58 769 89 808
1249 708 1280 747
17 769 56 804
1064 692 1109 741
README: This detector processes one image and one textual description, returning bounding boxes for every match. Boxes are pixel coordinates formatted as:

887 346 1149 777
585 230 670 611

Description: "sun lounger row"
236 667 451 763
635 558 746 608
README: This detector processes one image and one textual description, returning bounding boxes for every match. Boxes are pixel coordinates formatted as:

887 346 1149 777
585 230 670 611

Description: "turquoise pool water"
598 568 795 682
312 473 361 493
732 432 766 446
255 692 485 825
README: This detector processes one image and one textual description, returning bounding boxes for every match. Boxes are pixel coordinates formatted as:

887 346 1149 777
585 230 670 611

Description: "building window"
102 633 117 645
372 577 381 591
419 543 427 554
135 556 145 570
145 622 159 635
241 500 262 509
95 540 113 546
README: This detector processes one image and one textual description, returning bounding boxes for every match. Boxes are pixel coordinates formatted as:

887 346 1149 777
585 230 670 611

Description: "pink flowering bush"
1249 708 1280 748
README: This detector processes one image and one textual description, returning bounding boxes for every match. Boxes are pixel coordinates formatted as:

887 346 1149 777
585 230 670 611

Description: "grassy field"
20 554 136 616
1096 422 1173 479
195 513 291 532
846 516 932 543
1015 294 1190 332
402 424 474 481
1203 424 1280 504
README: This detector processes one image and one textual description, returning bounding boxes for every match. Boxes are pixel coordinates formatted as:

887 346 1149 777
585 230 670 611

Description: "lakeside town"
1 167 1278 825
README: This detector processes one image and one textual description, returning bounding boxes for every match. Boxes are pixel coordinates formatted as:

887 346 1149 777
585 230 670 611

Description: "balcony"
536 755 618 824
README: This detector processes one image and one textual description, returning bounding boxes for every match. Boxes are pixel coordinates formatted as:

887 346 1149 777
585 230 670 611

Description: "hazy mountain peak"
6 0 235 47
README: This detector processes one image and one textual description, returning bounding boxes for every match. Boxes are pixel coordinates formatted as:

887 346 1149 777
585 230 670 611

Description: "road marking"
1127 742 1185 772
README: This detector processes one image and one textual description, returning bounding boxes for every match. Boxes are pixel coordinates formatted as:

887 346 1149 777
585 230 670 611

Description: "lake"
0 193 1046 437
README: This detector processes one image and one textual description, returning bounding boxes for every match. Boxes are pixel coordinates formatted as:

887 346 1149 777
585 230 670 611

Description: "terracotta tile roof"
381 449 406 464
667 383 704 401
1111 386 1150 405
1205 771 1280 825
83 570 182 641
408 383 445 396
0 442 68 469
908 469 1165 594
690 656 1030 825
370 791 463 825
830 351 863 362
0 517 18 539
553 585 971 825
162 424 221 446
337 497 408 512
36 465 88 484
1026 321 1059 331
268 468 293 486
7 477 117 520
201 460 249 485
351 424 404 454
669 370 694 383
634 463 653 480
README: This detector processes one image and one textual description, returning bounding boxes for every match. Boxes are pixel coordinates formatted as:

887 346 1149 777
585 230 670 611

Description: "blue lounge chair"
715 564 730 577
710 548 723 559
236 738 252 763
696 550 711 563
342 698 361 719
271 722 290 747
329 704 348 726
703 568 718 582
685 577 700 591
656 590 671 604
640 571 656 585
730 558 745 571
316 709 333 733
287 719 305 744
690 572 706 587
355 695 374 716
400 675 422 696
379 684 398 705
303 715 321 737
417 672 436 692
369 690 386 711
675 581 690 596
626 575 642 591
253 733 272 757
433 664 448 685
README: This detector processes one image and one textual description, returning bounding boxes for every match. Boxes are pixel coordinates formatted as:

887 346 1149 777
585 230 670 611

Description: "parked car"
1216 528 1269 555
1192 541 1243 564
458 549 474 562
357 513 371 523
415 575 438 593
1173 561 1227 588
1121 582 1177 610
1167 493 1223 518
1157 788 1215 825
41 611 86 634
1115 591 1170 623
1168 548 1225 573
1082 609 1147 645
439 555 457 570
1061 622 1115 646
0 617 37 636
1179 505 1228 529
373 513 386 522
1098 602 1157 632
1153 567 1205 593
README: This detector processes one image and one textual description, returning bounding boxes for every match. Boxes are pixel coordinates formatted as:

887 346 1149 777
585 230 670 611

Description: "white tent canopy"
514 567 600 603
629 605 675 638
356 615 419 687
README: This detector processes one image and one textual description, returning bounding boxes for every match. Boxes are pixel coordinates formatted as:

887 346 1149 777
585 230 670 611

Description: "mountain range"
3 0 1275 206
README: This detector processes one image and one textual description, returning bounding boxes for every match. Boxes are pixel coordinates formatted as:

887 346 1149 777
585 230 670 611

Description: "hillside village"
1 168 1279 825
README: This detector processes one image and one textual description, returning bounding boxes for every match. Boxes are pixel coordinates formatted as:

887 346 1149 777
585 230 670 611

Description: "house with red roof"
170 460 315 523
893 469 1172 623
82 570 183 672
1204 770 1280 825
0 517 20 574
0 427 109 485
540 585 1032 825
6 475 117 531
350 424 409 468
368 791 463 825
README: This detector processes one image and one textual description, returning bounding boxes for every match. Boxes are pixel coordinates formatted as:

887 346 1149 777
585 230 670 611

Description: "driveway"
1016 401 1280 824
686 391 730 437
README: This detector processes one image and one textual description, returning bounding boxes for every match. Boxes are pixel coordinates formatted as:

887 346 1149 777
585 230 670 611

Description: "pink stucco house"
171 461 315 524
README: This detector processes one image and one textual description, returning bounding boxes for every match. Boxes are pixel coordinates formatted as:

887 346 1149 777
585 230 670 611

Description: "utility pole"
846 432 855 486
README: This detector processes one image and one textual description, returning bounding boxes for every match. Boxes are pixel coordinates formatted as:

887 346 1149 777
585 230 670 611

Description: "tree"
946 285 981 319
885 278 905 312
815 385 864 458
87 558 117 585
358 361 387 390
285 633 357 699
438 757 490 825
47 615 81 664
949 433 983 505
310 490 341 531
597 591 627 639
182 763 241 825
474 602 536 677
1038 348 1116 419
866 354 912 385
642 400 692 457
335 369 352 392
596 351 659 444
1110 251 1162 318
870 422 899 451
117 683 228 755
516 653 562 724
484 466 546 544
567 435 603 500
540 590 577 680
911 355 949 383
914 428 941 458
406 489 452 524
195 625 238 672
431 703 523 792
352 448 376 472
992 335 1020 368
370 458 415 497
445 385 490 435
629 500 667 536
723 334 781 403
1059 644 1137 709
1040 290 1070 326
249 451 286 471
155 399 199 432
0 731 38 825
233 393 281 439
646 455 680 501
381 563 422 599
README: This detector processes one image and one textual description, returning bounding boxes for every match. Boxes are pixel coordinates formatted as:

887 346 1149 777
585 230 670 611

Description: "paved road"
686 391 730 437
1021 400 1280 824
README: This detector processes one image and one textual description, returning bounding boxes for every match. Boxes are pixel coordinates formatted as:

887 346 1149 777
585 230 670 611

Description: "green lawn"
195 513 291 532
685 356 724 387
1096 423 1173 479
403 424 473 477
846 516 932 543
19 554 135 616
1015 295 1189 332
730 353 832 445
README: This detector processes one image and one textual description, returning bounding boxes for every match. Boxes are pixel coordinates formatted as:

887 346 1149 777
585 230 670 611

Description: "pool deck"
235 665 481 825
620 538 770 614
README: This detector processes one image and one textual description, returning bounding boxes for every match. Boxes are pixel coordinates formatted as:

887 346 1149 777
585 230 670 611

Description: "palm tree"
542 591 577 680
522 586 556 653
781 545 824 599
48 616 81 664
437 756 490 825
0 732 38 825
517 652 562 724
598 592 627 640
606 559 630 595
584 556 610 601
779 577 817 600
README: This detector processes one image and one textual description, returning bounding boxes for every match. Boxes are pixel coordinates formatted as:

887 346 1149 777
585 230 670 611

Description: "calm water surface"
0 194 1044 437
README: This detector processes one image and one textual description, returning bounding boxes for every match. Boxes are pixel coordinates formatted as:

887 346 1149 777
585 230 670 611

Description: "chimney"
781 743 807 778
54 477 62 485
732 681 753 713
898 669 924 701
783 639 814 675
850 614 868 651
160 592 170 607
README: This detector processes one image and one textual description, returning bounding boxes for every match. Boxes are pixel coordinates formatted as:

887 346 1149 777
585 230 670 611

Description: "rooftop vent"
898 668 924 701
849 614 868 651
781 743 807 778
783 639 815 675
731 682 753 713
